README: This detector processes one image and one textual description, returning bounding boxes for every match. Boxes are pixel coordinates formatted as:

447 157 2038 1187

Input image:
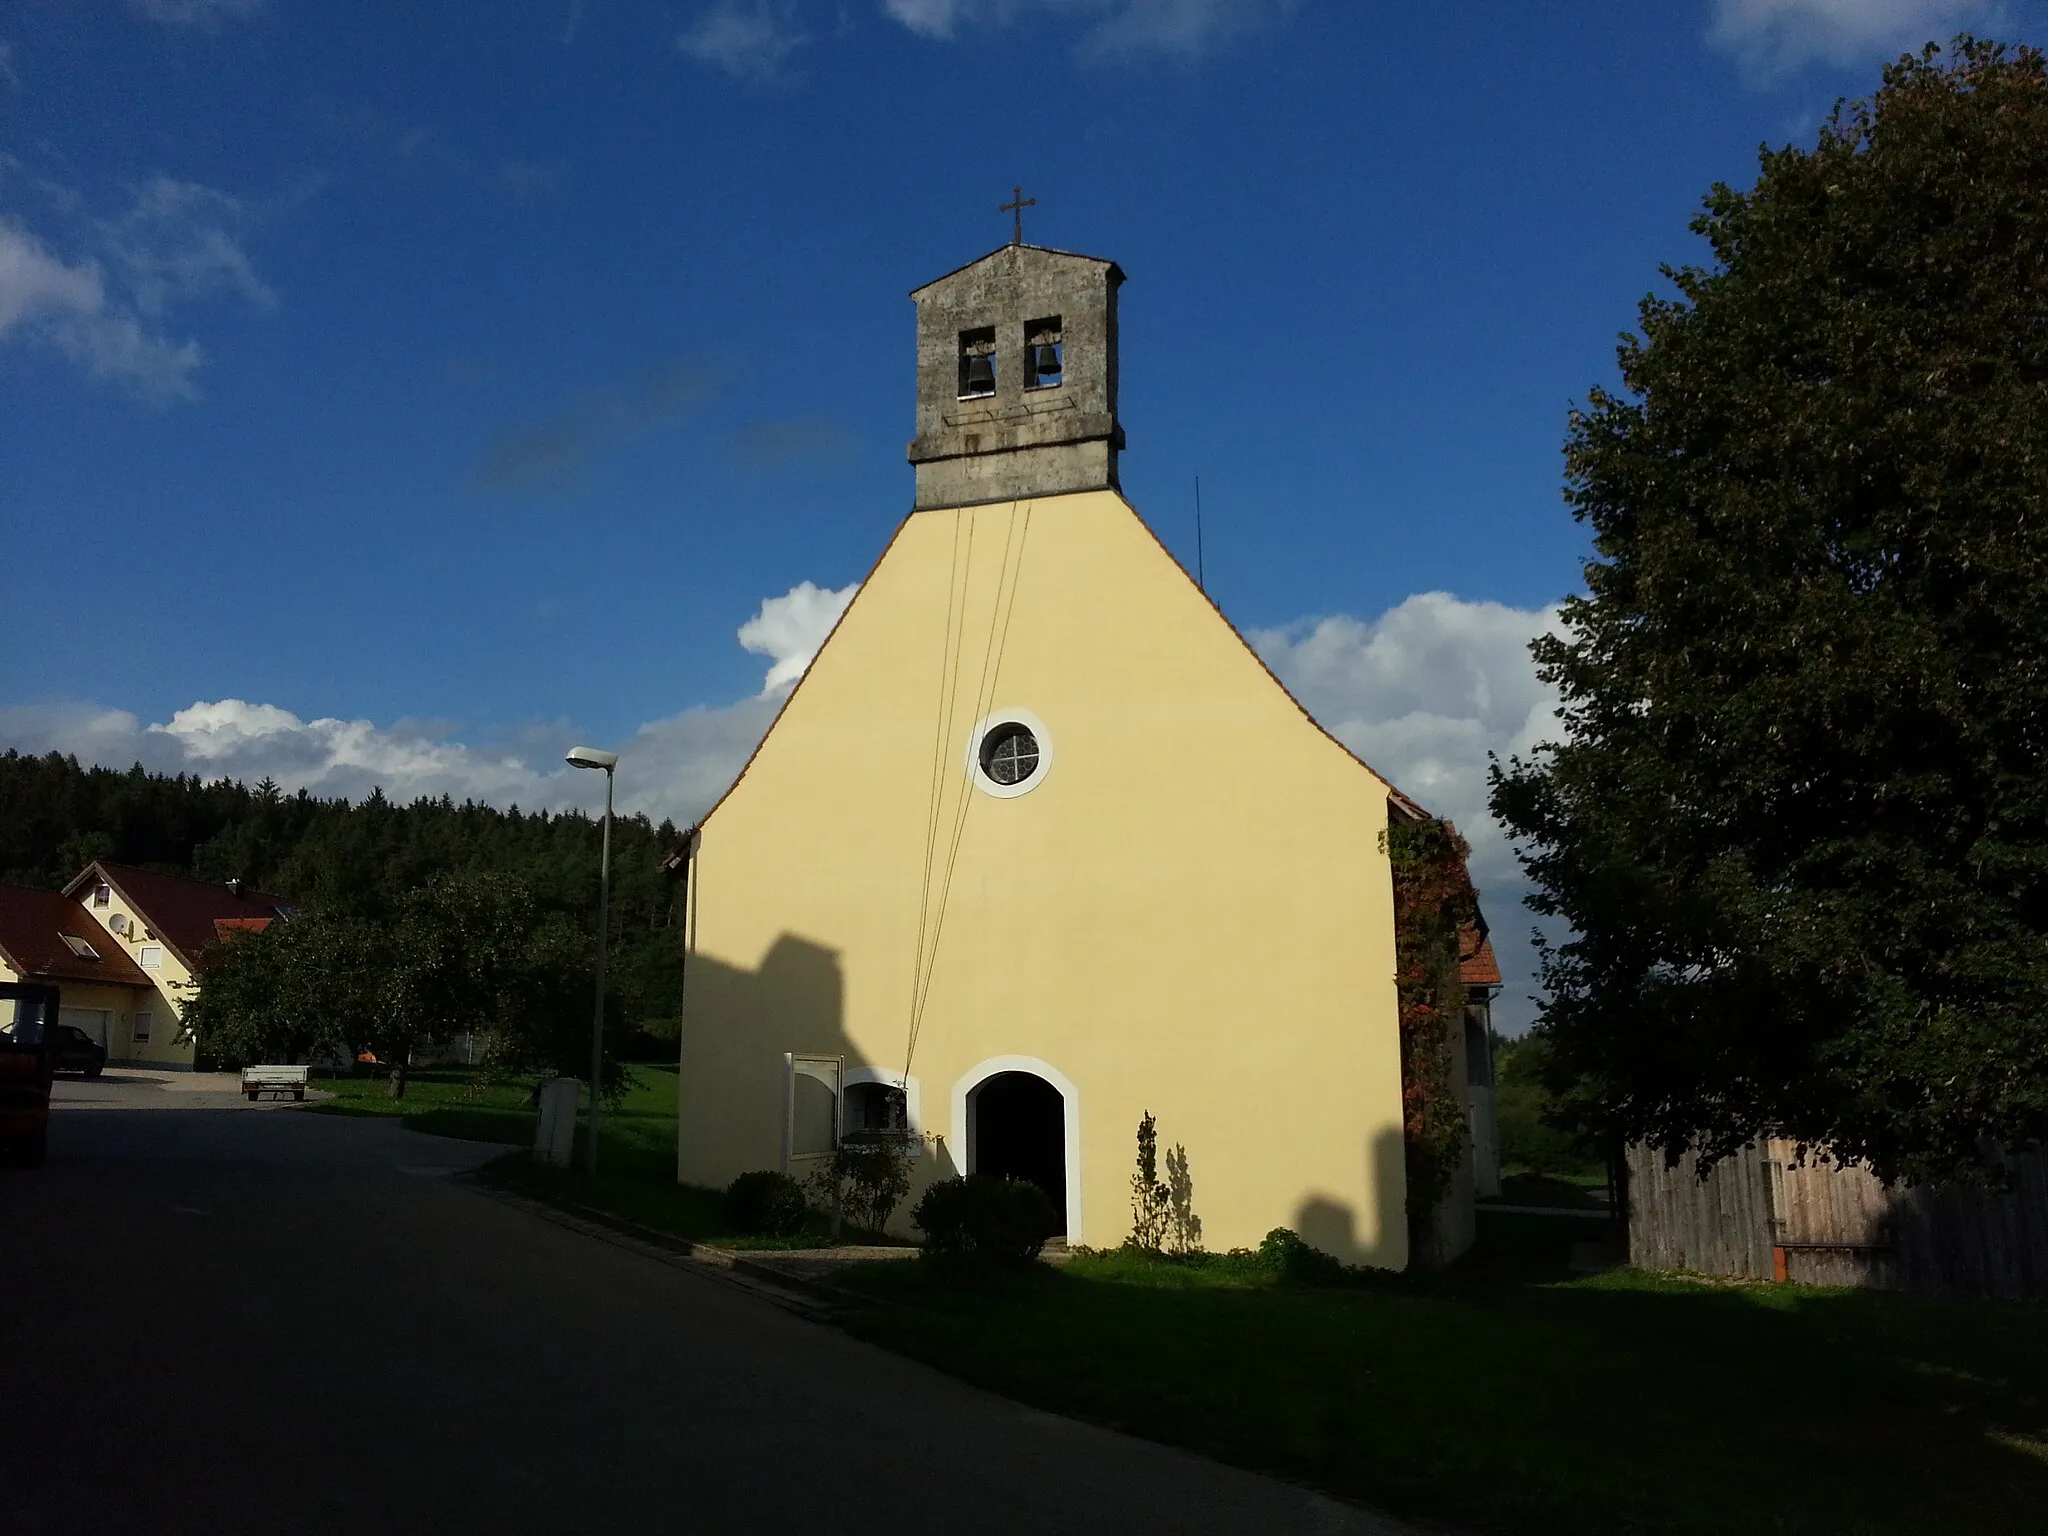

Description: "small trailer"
242 1064 310 1102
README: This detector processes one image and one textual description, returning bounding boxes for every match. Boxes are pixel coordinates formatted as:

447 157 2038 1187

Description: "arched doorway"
970 1070 1067 1229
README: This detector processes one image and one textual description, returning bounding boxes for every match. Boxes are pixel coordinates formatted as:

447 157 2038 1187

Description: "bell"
964 354 995 394
1035 343 1062 378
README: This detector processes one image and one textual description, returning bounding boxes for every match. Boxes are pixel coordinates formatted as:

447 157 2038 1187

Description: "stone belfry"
907 238 1125 510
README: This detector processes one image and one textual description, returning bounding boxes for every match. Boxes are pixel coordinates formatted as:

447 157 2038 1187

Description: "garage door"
59 1007 111 1048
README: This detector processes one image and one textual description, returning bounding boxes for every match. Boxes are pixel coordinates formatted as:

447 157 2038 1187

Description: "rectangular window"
60 934 102 960
844 1081 910 1142
139 945 164 970
1464 1012 1494 1088
1024 316 1063 389
133 1011 152 1045
957 326 996 399
784 1053 843 1167
92 883 110 907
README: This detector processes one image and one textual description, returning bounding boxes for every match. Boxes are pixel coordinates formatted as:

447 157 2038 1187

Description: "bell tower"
907 242 1125 511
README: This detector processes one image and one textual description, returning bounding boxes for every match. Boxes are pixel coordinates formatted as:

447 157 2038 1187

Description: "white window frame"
138 945 165 970
92 883 110 908
781 1053 843 1171
132 1010 152 1045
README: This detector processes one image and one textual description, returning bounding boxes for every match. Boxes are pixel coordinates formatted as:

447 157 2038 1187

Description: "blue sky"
2 0 2031 1025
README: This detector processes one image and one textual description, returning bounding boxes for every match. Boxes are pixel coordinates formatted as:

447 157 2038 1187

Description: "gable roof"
1460 927 1503 989
62 862 289 970
684 493 1436 851
910 242 1125 298
0 884 153 988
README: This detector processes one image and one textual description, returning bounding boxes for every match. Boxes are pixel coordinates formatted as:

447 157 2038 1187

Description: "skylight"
60 934 102 961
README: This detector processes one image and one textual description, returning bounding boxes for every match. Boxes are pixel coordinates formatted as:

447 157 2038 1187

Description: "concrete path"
4 1088 1409 1535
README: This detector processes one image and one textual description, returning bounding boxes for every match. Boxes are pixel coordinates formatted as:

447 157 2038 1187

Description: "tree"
1491 39 2048 1185
180 910 380 1068
182 871 616 1100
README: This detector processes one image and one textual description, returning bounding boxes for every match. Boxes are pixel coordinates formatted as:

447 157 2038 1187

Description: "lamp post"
566 745 618 1175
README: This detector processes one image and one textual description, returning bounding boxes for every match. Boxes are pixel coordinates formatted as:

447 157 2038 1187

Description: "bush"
1256 1227 1347 1285
722 1170 809 1237
807 1137 917 1235
912 1175 1057 1271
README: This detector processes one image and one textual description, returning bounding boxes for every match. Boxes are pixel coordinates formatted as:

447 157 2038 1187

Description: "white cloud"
132 0 264 27
883 0 945 35
1080 0 1292 59
0 221 102 334
0 218 202 401
50 309 204 403
1 696 777 827
2 584 1557 1023
881 0 1291 57
679 1 811 80
738 580 859 693
0 580 854 829
1708 0 1987 77
1251 592 1565 1030
0 176 271 403
104 177 275 317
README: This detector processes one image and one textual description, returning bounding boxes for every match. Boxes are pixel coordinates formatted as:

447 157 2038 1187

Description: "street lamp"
566 745 618 1175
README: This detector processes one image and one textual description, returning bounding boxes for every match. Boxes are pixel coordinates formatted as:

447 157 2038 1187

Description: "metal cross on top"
1000 185 1036 246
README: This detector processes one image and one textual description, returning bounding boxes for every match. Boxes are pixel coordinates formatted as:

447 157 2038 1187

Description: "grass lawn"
316 1062 871 1250
302 1069 2047 1531
303 1061 683 1154
830 1230 2048 1536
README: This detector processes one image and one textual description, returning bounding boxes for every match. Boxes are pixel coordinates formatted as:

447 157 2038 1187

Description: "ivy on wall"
1385 812 1479 1250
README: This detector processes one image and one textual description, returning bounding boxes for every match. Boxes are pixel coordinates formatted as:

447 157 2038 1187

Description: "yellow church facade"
675 243 1435 1267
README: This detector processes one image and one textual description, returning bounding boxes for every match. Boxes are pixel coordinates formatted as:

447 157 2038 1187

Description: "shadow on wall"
1292 1127 1409 1269
687 935 1410 1263
679 932 965 1229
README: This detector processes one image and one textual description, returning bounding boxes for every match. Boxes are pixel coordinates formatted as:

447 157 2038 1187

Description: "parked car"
50 1025 106 1079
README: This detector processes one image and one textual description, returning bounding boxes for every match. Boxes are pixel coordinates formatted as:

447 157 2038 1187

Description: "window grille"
980 723 1040 786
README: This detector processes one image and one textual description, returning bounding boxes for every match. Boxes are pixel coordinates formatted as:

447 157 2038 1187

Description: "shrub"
912 1175 1057 1271
1256 1227 1346 1285
722 1170 809 1237
1129 1112 1169 1251
807 1136 918 1235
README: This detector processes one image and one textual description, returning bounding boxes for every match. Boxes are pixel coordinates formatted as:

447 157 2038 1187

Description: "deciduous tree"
1491 39 2048 1183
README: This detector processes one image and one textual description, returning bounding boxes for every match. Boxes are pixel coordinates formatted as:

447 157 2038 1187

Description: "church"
671 237 1497 1268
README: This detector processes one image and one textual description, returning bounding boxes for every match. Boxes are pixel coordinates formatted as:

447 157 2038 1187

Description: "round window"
967 709 1052 798
979 723 1040 786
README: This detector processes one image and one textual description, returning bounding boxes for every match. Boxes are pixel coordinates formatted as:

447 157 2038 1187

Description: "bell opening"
1025 316 1064 388
958 325 998 399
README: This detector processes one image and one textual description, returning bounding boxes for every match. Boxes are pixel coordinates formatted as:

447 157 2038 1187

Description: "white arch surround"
950 1055 1084 1244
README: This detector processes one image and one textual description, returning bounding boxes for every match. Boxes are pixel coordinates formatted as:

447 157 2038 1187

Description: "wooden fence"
1626 1141 2048 1299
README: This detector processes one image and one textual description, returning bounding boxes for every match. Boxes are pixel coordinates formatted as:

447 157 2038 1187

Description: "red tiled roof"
0 884 154 988
1460 927 1503 988
63 862 288 970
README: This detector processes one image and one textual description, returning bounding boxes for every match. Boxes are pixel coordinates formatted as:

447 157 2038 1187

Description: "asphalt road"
4 1075 1406 1536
